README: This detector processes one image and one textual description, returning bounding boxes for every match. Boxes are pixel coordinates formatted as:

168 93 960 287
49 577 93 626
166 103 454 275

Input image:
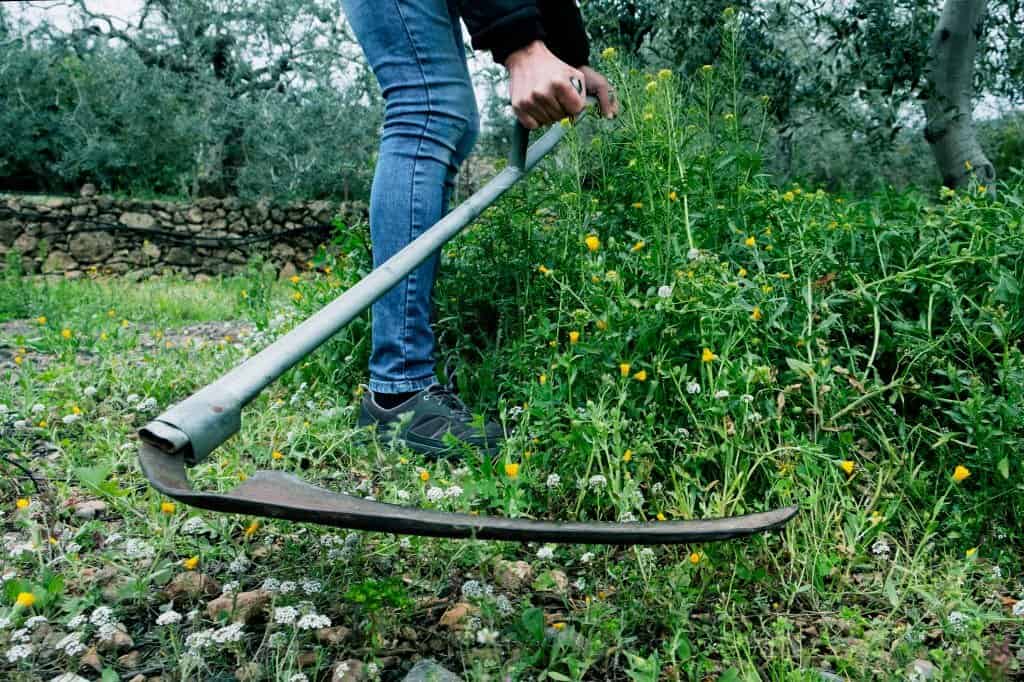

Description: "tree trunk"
923 0 995 190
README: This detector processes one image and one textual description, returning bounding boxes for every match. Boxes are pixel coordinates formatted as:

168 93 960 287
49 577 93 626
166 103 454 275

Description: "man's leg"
343 0 479 400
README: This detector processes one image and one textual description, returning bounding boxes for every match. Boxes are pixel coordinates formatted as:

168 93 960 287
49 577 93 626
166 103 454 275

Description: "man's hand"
580 66 618 119
505 41 586 129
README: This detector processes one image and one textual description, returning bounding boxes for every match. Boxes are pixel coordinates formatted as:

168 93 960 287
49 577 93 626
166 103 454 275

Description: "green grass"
1 18 1022 681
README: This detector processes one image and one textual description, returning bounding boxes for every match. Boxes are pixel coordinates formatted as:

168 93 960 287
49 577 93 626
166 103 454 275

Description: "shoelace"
424 383 472 420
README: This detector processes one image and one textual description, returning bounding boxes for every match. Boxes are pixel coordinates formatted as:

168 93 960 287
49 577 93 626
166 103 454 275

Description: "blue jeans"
342 0 480 394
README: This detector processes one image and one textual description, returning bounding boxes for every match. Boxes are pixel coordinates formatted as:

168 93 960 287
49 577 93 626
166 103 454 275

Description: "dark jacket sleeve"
458 1 590 67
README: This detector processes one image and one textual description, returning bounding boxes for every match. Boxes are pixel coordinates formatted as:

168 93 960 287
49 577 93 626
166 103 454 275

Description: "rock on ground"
206 589 271 624
403 659 463 682
163 572 222 601
493 559 533 591
332 659 366 682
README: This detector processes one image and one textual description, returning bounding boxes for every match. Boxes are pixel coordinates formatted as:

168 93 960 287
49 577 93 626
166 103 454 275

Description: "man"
345 0 618 455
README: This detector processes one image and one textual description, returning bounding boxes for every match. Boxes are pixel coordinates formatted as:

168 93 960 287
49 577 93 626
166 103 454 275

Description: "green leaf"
998 457 1010 479
785 357 816 378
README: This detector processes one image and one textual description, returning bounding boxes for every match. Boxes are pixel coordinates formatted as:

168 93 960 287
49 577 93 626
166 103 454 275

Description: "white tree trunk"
923 0 994 189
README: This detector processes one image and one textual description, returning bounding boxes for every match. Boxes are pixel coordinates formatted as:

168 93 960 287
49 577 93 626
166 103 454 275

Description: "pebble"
403 659 462 682
72 500 107 520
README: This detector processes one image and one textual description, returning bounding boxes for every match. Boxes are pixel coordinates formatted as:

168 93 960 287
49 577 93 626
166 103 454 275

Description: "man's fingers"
553 78 586 118
595 84 615 119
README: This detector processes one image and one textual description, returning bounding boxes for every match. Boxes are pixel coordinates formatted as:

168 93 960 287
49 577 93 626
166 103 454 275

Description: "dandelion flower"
244 520 260 538
631 240 645 251
656 512 666 521
689 552 701 565
36 316 46 325
182 556 199 570
160 502 176 514
952 465 970 483
419 470 430 482
668 191 678 201
839 460 855 476
61 328 72 339
701 347 717 363
632 369 647 382
15 592 35 608
782 191 795 202
622 449 633 463
16 498 29 510
751 306 762 321
537 545 555 560
538 264 551 275
584 235 600 252
271 450 284 460
569 331 580 344
744 236 756 247
619 362 631 377
505 462 520 479
870 510 883 525
289 275 300 284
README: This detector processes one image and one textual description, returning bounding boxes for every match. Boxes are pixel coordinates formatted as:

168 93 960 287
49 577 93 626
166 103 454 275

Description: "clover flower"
588 475 608 489
714 390 729 400
581 552 594 564
657 285 673 298
686 381 701 395
426 486 445 503
537 545 555 560
546 473 561 488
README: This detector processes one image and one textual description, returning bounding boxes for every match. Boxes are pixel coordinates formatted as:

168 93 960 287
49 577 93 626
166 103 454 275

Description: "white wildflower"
62 414 81 425
537 545 555 560
24 616 47 630
651 482 664 495
580 552 594 564
228 554 250 574
573 577 586 590
268 632 288 647
546 474 561 488
185 629 215 650
261 578 281 593
212 622 245 644
301 579 322 595
31 403 45 414
991 566 1002 579
89 606 115 627
426 486 445 502
588 475 607 489
713 389 730 400
124 538 154 560
221 581 240 595
461 581 484 599
297 613 330 630
741 394 754 403
687 247 700 261
289 675 309 682
657 285 673 298
508 405 524 418
871 539 891 559
96 623 120 642
273 607 298 625
66 615 87 630
56 632 85 656
84 386 98 397
395 490 411 502
366 662 380 677
1012 601 1024 617
156 611 182 626
947 611 968 632
10 628 29 642
686 381 701 394
444 485 463 499
639 547 655 562
476 627 499 645
278 580 297 595
5 643 32 662
495 595 513 615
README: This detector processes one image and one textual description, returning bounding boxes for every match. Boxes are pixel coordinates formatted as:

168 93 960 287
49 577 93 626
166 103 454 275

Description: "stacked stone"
0 185 366 280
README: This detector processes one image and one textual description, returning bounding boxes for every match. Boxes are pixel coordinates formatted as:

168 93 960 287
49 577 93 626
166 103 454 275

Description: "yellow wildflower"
552 622 566 631
539 373 547 385
569 331 581 345
657 68 672 80
14 356 22 365
701 347 717 363
633 369 647 382
656 512 666 521
505 462 520 479
585 235 600 252
160 502 176 514
631 202 644 210
538 264 551 275
121 319 129 328
182 556 200 570
100 333 108 340
870 510 883 525
977 185 986 195
631 240 645 252
15 592 35 608
271 450 284 460
36 316 46 325
839 460 855 476
590 275 600 283
751 306 762 321
701 64 713 73
689 552 701 565
952 464 970 483
738 267 747 277
596 319 608 331
61 328 72 339
38 420 47 428
601 47 617 60
619 362 631 377
622 449 632 463
668 191 678 201
605 270 618 281
965 547 977 558
782 191 795 202
419 470 430 482
290 275 301 284
16 497 29 510
744 236 756 247
645 81 657 93
964 159 973 171
244 520 260 537
292 292 302 301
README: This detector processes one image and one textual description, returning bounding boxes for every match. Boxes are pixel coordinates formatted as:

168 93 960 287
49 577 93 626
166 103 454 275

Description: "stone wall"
0 188 366 280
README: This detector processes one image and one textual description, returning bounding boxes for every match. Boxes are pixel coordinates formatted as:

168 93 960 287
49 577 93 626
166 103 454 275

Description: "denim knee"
381 82 479 170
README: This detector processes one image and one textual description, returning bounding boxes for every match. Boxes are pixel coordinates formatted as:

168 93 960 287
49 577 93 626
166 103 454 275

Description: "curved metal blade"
139 444 797 545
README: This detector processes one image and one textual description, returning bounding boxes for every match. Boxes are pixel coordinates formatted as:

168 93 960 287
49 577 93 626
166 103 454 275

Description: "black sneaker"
358 383 504 457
